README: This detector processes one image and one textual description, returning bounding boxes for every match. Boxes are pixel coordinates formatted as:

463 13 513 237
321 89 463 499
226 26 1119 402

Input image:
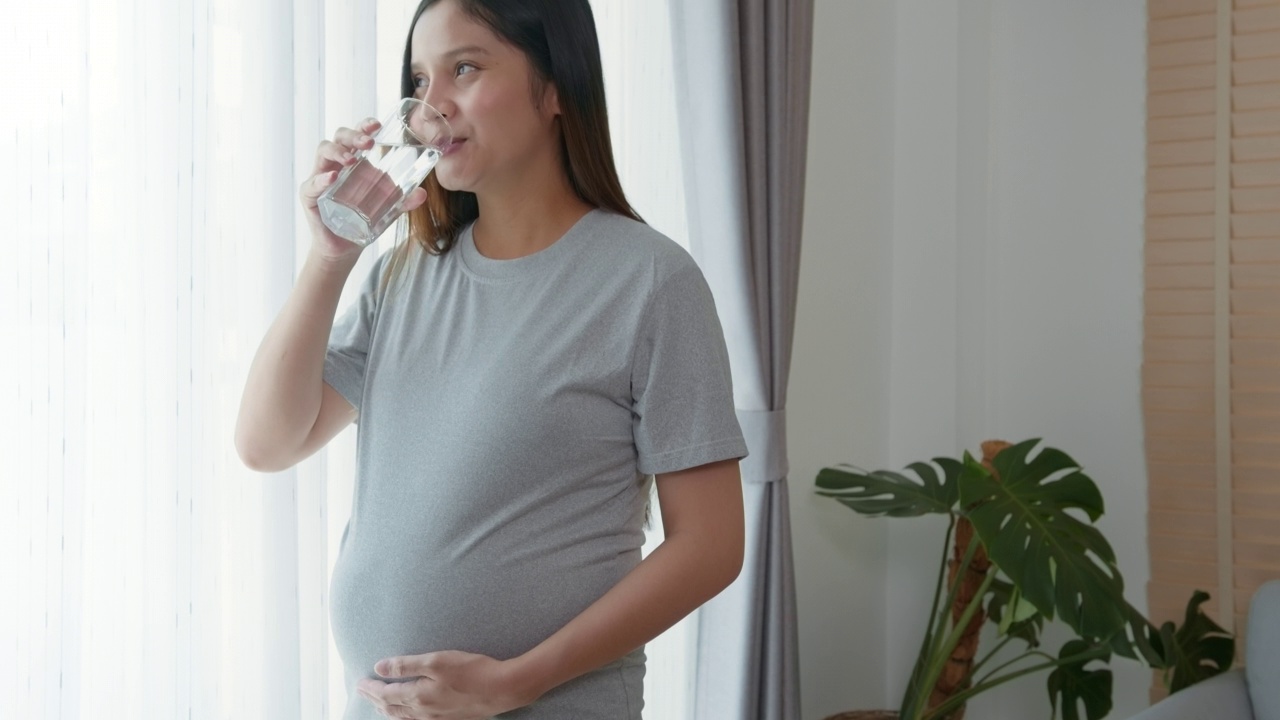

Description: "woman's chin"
434 169 472 194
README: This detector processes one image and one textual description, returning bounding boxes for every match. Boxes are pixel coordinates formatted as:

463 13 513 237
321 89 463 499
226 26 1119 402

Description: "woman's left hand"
356 650 535 719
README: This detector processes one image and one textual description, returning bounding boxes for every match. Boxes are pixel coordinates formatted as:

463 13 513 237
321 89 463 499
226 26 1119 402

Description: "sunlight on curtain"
7 1 690 718
4 0 371 716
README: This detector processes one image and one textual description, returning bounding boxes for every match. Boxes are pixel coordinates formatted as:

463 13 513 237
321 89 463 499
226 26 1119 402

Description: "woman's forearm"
234 250 359 470
507 524 743 703
504 458 747 702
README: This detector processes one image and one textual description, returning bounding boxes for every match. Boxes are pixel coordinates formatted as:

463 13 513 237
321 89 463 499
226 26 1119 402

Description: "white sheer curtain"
7 1 691 718
4 0 366 716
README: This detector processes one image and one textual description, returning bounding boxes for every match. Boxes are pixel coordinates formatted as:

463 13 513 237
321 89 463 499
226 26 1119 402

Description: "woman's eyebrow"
411 45 490 70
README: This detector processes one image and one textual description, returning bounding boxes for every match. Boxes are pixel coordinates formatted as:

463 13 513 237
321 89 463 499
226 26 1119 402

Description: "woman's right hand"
300 117 430 263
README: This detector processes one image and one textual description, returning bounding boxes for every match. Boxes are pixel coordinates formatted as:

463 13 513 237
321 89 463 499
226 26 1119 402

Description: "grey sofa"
1128 579 1278 720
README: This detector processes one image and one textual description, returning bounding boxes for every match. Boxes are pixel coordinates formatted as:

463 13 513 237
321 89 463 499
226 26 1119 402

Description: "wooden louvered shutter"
1144 0 1280 698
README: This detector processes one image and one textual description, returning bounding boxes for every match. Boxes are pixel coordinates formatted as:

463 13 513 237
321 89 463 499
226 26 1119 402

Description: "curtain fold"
5 1 392 716
667 0 815 718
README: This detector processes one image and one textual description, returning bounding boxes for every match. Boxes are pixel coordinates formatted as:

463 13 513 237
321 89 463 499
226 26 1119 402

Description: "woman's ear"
544 84 561 117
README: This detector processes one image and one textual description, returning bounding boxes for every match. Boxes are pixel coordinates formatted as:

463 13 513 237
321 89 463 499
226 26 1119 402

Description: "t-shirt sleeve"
323 251 389 420
631 262 749 475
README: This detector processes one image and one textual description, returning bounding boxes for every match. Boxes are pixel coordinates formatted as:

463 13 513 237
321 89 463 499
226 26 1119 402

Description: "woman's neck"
471 182 595 260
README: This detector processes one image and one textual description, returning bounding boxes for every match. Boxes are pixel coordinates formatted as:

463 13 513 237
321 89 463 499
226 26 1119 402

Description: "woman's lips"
442 139 466 157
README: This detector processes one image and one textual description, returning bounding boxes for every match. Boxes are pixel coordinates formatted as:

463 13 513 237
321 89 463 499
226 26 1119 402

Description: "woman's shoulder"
586 209 704 284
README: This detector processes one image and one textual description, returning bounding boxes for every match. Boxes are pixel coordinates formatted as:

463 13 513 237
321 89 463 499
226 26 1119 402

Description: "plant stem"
973 649 1040 687
900 516 960 718
963 633 1015 686
920 644 1112 720
912 550 994 719
904 531 980 717
923 515 957 664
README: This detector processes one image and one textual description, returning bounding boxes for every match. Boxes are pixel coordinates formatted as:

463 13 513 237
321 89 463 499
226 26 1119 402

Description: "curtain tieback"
735 408 788 484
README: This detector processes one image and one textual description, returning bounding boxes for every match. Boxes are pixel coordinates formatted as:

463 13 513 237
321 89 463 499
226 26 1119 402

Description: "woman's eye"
457 62 476 76
413 76 427 89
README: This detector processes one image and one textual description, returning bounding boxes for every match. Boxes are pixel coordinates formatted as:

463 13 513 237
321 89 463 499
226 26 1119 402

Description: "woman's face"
409 0 562 195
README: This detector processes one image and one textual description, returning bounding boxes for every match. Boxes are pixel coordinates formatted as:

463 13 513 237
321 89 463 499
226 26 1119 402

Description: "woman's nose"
420 86 454 120
404 100 450 145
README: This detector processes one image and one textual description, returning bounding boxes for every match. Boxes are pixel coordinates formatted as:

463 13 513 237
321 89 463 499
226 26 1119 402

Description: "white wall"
792 1 1149 718
790 0 895 715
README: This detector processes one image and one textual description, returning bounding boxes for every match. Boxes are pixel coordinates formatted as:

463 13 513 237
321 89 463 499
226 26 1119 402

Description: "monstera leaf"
988 577 1044 648
958 439 1129 640
1048 640 1113 720
1154 591 1235 692
816 458 963 518
815 439 1236 720
1109 603 1166 665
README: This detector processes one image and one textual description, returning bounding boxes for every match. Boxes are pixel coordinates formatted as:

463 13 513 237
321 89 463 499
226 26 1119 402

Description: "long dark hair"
381 0 642 291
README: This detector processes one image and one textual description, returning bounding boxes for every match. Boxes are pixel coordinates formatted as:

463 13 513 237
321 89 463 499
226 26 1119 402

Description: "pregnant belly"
328 531 637 686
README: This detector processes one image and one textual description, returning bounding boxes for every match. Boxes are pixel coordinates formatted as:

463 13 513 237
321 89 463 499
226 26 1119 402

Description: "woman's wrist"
501 647 560 708
306 246 362 274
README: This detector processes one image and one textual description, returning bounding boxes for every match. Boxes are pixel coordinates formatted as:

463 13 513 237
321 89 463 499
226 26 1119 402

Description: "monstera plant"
816 439 1235 720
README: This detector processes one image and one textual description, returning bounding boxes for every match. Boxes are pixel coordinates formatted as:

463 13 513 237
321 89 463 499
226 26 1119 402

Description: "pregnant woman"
235 1 747 717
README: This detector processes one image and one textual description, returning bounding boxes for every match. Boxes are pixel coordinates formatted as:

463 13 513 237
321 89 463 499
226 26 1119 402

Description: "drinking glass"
318 98 452 245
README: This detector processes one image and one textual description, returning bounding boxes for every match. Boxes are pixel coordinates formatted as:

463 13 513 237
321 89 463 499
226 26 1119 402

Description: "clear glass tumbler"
317 98 452 245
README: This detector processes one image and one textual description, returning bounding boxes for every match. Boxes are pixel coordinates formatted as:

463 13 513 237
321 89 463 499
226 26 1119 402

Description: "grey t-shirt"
323 207 747 720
